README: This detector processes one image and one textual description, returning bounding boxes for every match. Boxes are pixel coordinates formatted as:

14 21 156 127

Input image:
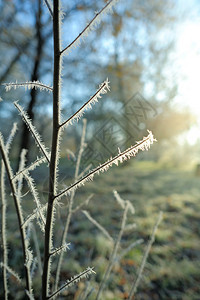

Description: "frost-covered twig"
116 239 144 262
23 172 46 232
5 123 18 153
56 131 156 200
82 210 114 243
3 81 53 92
61 0 120 55
96 199 129 300
14 101 50 163
0 132 33 296
32 224 43 276
17 149 27 204
72 194 93 214
50 243 70 257
60 80 110 128
0 263 22 285
22 204 47 229
48 267 96 299
1 123 18 299
12 156 47 182
55 119 87 291
77 163 92 179
1 154 8 299
128 211 163 299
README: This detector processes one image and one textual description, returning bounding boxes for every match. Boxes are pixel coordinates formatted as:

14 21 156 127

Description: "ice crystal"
3 81 53 92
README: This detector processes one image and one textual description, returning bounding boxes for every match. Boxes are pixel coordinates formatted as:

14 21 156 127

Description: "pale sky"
173 3 200 144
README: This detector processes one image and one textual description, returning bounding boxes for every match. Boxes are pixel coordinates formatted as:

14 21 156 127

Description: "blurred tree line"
0 0 196 168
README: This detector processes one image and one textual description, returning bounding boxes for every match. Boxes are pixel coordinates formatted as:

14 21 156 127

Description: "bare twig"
43 0 53 17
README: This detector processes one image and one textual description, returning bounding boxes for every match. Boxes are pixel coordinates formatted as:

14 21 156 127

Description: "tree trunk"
18 0 43 164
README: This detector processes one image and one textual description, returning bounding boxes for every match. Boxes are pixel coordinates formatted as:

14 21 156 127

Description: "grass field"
2 160 200 299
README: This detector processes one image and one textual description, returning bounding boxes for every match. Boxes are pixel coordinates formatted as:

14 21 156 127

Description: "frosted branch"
23 172 46 232
128 212 163 299
12 157 47 183
3 81 53 93
1 124 18 299
60 79 110 128
124 223 137 232
25 289 35 300
0 133 33 294
17 149 27 199
22 204 47 229
82 210 113 243
77 164 92 179
96 198 129 300
72 194 93 214
116 239 144 262
5 123 18 152
61 0 120 55
0 263 21 284
14 102 50 163
55 131 156 200
113 190 125 209
50 243 70 257
48 267 96 299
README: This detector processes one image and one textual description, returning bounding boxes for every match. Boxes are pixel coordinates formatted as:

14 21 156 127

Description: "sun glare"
175 20 200 144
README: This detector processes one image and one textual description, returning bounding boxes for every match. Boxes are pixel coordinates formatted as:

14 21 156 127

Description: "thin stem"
42 0 61 298
44 0 53 17
128 211 163 299
54 119 87 290
12 156 46 182
60 0 118 55
96 201 129 300
14 101 50 163
1 161 8 299
72 194 93 214
0 139 32 295
32 224 43 276
55 132 155 200
3 81 53 92
82 210 113 243
59 82 109 128
48 267 95 299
